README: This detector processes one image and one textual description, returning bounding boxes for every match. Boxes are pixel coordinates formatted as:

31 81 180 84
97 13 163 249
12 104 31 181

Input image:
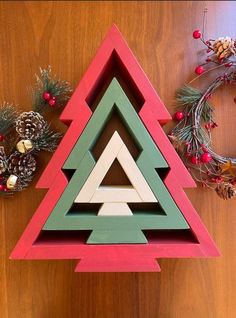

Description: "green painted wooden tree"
43 78 189 244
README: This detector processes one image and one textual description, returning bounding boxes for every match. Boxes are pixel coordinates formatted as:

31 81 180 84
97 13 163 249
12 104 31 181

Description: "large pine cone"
16 111 46 139
7 152 36 178
0 146 7 174
215 182 236 200
213 37 236 59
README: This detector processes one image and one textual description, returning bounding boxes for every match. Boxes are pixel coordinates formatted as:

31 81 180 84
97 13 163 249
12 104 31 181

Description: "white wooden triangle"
98 203 133 215
74 131 157 215
91 185 142 203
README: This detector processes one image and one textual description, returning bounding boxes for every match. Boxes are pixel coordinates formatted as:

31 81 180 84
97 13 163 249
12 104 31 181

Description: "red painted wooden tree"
11 25 219 272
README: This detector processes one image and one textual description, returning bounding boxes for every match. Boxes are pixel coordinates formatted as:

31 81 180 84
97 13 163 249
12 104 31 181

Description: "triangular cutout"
75 131 157 204
92 107 141 161
101 158 132 185
85 50 145 112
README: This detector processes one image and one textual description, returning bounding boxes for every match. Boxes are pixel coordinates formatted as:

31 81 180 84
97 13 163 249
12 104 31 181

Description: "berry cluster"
42 91 57 107
192 29 236 75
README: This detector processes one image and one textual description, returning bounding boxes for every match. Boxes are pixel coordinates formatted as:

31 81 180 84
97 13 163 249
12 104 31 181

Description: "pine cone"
215 182 236 200
213 37 236 59
16 111 46 139
0 146 7 174
7 152 36 178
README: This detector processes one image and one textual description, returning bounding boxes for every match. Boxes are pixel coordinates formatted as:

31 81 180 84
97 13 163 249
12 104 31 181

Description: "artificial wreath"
0 67 71 195
170 25 236 199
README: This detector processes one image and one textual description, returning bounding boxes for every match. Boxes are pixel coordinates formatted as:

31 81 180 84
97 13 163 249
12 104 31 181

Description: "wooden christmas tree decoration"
10 25 219 272
43 79 189 245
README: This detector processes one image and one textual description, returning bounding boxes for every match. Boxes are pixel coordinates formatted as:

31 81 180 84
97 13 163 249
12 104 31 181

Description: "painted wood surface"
1 1 235 317
63 79 168 170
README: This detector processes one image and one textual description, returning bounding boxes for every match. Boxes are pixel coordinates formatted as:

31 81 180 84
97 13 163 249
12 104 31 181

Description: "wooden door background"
1 1 236 317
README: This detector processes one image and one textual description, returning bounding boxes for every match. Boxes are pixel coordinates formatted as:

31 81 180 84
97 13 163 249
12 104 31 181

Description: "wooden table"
0 1 236 317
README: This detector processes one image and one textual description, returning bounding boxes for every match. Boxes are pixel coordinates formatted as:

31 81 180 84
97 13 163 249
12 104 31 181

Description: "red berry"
211 176 217 183
201 144 208 152
205 93 212 100
173 111 184 121
42 91 51 101
48 98 56 107
195 65 205 75
193 30 201 39
190 155 199 164
216 176 223 183
212 122 218 128
205 123 211 130
206 57 211 62
0 134 5 142
207 48 211 53
200 152 212 163
0 184 5 191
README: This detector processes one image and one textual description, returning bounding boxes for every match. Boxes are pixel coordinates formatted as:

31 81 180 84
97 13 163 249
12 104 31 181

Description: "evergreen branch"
176 85 202 108
32 124 62 152
0 103 19 136
201 101 214 122
32 66 72 113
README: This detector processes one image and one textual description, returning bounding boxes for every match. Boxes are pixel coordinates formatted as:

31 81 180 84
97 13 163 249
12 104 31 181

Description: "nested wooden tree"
11 25 219 272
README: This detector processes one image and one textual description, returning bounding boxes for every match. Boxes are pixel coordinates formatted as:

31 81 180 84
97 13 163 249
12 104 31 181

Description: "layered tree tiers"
11 25 219 272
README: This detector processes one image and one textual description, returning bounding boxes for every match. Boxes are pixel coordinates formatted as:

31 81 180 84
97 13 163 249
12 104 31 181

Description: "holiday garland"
0 67 71 195
170 26 236 199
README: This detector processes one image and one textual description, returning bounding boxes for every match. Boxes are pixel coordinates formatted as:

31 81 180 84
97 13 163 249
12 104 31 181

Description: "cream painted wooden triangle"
74 131 157 215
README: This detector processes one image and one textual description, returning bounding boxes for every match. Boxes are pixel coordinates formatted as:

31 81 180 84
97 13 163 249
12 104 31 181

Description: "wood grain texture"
0 1 236 317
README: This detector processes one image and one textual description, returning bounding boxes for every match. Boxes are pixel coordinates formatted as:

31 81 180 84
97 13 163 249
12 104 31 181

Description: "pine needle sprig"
32 124 62 152
176 85 202 108
175 85 214 124
32 66 72 113
201 101 214 122
0 103 19 136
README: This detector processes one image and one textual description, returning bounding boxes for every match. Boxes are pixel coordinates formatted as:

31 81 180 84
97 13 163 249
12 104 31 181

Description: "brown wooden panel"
0 1 236 317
